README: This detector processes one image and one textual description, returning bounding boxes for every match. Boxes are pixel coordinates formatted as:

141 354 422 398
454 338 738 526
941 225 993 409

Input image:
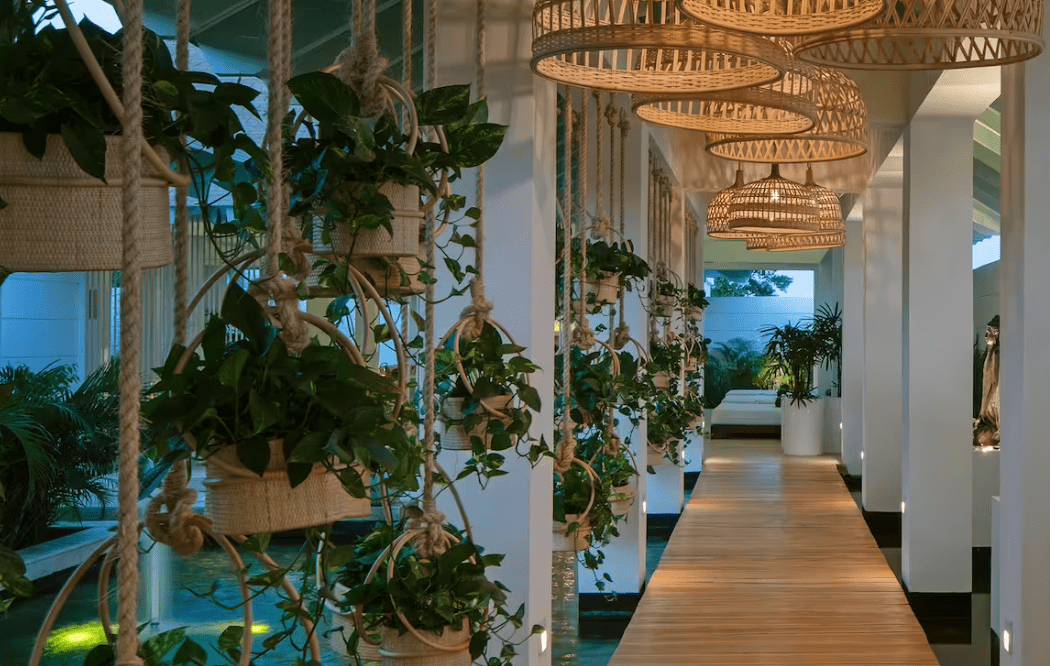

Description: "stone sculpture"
973 317 1000 448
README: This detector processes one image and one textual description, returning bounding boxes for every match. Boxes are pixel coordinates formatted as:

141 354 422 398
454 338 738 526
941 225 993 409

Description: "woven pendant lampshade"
797 0 1045 70
805 166 845 231
747 231 846 252
706 65 868 164
531 0 789 94
679 0 885 36
632 51 820 135
727 164 820 234
708 168 763 240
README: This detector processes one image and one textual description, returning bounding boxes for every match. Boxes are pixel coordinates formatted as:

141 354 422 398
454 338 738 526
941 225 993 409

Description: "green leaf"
241 534 270 554
236 436 270 477
218 348 250 386
139 627 187 666
287 461 314 488
172 637 207 666
287 72 360 123
61 121 107 182
288 431 326 464
218 625 245 651
83 644 116 666
414 85 471 126
220 282 271 352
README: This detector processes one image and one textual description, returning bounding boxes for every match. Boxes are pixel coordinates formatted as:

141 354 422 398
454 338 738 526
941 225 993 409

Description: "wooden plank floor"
607 439 940 666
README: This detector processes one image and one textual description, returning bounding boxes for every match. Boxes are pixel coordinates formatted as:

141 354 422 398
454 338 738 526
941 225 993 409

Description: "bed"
710 390 781 436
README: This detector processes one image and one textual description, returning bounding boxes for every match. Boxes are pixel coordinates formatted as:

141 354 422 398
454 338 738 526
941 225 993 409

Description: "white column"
588 108 649 595
434 3 555 664
900 115 974 592
861 151 904 513
684 194 708 475
841 207 864 475
998 41 1050 663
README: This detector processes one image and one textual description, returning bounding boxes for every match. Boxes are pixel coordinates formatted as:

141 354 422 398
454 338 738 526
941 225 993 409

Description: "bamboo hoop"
438 316 531 420
552 457 599 551
30 519 258 666
796 0 1045 70
705 65 869 164
679 0 885 36
531 0 789 94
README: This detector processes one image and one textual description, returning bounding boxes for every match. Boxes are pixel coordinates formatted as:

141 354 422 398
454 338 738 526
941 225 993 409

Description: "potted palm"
813 303 843 453
761 318 828 456
0 5 264 272
143 284 420 534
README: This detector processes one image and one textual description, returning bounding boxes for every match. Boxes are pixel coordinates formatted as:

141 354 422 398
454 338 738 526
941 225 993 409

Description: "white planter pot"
552 515 592 552
609 485 636 517
781 399 823 456
437 395 514 451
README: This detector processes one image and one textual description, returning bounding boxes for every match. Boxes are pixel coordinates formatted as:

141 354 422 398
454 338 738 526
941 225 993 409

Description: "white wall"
0 272 86 375
704 296 814 350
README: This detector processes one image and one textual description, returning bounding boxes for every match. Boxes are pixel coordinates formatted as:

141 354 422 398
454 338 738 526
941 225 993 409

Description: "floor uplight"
1004 620 1013 653
540 629 549 652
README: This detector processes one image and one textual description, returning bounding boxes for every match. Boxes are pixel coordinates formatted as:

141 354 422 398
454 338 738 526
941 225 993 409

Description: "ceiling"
133 0 1001 270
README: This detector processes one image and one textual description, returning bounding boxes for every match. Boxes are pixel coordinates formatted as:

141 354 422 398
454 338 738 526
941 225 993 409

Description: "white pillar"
588 107 649 595
841 206 864 475
434 3 555 664
861 150 904 513
684 194 708 475
998 41 1050 663
900 115 974 593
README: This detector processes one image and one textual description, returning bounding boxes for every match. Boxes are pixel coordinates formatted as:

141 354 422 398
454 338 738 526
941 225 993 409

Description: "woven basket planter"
203 440 371 535
437 395 515 451
378 620 472 666
327 584 384 664
352 255 426 298
647 446 666 467
686 306 704 320
552 514 592 552
610 485 636 517
0 133 173 272
653 371 672 390
585 272 620 305
320 182 423 258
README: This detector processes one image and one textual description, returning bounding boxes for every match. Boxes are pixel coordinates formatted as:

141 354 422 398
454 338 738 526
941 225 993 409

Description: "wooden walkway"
608 439 940 666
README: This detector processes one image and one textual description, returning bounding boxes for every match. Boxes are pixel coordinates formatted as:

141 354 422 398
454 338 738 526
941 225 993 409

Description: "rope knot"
459 277 494 340
411 500 449 559
612 324 632 350
554 435 576 475
145 461 205 557
337 42 390 117
571 318 596 350
604 433 622 457
251 275 311 354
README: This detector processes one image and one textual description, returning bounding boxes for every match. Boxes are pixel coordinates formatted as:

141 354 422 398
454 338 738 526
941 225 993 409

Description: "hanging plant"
646 397 689 467
142 283 422 534
332 518 540 666
0 5 266 271
682 283 710 317
572 238 650 309
648 339 684 390
281 74 506 296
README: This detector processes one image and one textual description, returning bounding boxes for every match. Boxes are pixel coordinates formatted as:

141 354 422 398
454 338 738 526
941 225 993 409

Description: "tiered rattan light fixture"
706 65 869 163
746 166 846 252
679 0 885 36
797 0 1045 69
632 48 820 135
707 168 764 240
726 164 820 235
531 0 790 94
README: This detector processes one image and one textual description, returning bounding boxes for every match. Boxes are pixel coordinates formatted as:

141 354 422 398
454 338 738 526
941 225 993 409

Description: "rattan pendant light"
706 65 868 164
806 166 845 231
707 168 763 240
727 163 820 234
632 49 820 135
679 0 885 36
797 0 1045 70
747 231 845 251
531 0 789 94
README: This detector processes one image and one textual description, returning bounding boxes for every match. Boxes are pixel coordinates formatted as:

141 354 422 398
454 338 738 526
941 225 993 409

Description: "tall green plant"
761 320 826 405
812 303 843 397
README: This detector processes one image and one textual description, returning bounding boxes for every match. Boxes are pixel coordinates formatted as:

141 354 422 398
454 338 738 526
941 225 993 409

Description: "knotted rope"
117 0 145 663
555 85 576 477
254 0 311 354
338 0 389 116
613 108 630 349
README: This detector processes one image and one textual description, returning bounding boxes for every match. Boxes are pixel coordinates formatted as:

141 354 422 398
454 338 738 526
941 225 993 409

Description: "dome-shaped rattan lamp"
727 164 820 234
679 0 885 37
706 66 868 163
632 51 820 135
806 166 845 231
797 0 1044 70
708 168 764 240
531 0 789 94
748 231 846 252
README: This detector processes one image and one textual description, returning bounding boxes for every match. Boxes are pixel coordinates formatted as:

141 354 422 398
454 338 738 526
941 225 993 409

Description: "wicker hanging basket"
378 620 472 666
585 271 621 305
706 66 869 164
352 254 426 299
0 133 174 272
437 395 516 451
796 0 1045 70
708 168 764 240
327 583 384 664
317 181 424 258
647 443 668 467
531 0 789 94
653 370 672 390
552 514 593 552
679 0 885 36
726 164 820 235
610 484 636 517
747 231 846 252
202 440 371 535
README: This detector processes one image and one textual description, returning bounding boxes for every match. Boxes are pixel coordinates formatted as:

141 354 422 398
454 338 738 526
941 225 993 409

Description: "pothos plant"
142 283 422 497
435 321 547 481
646 395 689 467
337 515 542 666
682 284 709 311
0 4 265 249
573 238 650 295
279 72 506 295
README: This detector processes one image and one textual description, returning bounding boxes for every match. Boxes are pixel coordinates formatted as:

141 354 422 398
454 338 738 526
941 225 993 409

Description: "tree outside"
709 270 793 297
